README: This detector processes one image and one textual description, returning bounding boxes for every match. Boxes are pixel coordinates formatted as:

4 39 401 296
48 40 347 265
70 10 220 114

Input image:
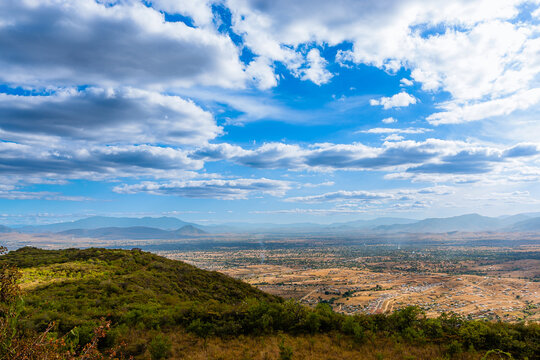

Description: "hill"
1 248 538 359
173 224 207 236
18 216 191 233
375 213 503 233
12 213 540 236
509 216 540 231
4 247 273 304
0 225 13 233
58 224 206 239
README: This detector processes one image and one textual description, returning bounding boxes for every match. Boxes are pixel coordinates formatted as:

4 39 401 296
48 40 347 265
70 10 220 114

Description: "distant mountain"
201 218 418 234
327 217 418 230
508 217 540 232
374 214 502 233
173 225 207 236
59 225 206 240
0 225 13 233
19 216 191 233
198 224 241 233
12 213 540 236
60 226 171 240
497 214 531 226
199 222 327 234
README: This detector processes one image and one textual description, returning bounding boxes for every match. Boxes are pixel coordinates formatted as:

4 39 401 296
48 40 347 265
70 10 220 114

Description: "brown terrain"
163 245 540 323
2 231 539 323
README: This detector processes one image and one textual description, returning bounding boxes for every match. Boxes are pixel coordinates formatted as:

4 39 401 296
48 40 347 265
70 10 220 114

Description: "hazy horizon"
5 211 540 228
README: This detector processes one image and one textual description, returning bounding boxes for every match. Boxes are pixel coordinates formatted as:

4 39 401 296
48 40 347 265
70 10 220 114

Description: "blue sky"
1 0 540 225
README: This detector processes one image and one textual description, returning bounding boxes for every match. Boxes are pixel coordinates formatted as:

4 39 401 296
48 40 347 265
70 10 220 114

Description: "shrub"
278 339 293 360
148 334 172 360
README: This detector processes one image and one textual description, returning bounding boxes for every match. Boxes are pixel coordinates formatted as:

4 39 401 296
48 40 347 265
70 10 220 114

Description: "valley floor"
162 245 540 323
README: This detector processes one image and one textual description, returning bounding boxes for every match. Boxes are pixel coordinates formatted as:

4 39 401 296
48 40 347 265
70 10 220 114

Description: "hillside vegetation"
1 247 539 359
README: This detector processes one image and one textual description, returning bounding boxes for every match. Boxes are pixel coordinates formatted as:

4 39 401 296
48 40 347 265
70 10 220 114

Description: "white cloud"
0 142 204 182
194 139 540 178
225 0 540 120
283 186 455 215
113 178 292 199
245 57 279 89
251 208 371 215
360 127 431 134
382 117 397 124
427 88 540 125
303 181 335 188
370 92 417 109
148 0 215 27
0 87 221 145
301 49 333 85
384 134 404 141
400 78 413 86
2 136 538 187
0 190 92 201
287 190 394 203
0 0 246 89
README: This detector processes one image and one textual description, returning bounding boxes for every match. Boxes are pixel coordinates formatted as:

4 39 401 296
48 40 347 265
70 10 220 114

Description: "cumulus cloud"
359 127 432 134
284 186 454 214
251 208 371 215
245 57 279 89
0 88 220 145
148 0 215 27
0 142 203 180
465 190 540 205
384 134 404 141
370 92 417 109
195 143 307 169
427 88 540 125
113 178 292 199
193 139 540 176
303 181 335 188
400 78 413 86
226 0 540 119
0 0 245 89
405 147 504 174
503 143 540 158
412 186 454 196
2 0 540 209
0 190 91 201
287 190 394 203
382 117 397 124
3 136 538 187
301 49 333 85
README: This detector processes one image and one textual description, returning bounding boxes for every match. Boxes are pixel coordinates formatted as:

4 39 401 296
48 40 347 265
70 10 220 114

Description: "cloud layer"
0 88 220 145
1 0 540 215
193 140 540 176
114 178 292 199
0 0 246 89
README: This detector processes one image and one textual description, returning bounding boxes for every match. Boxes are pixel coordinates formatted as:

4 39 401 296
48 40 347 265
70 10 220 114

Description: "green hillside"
1 248 539 359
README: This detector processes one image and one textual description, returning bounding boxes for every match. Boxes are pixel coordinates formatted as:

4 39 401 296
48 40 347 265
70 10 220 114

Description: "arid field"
162 243 540 323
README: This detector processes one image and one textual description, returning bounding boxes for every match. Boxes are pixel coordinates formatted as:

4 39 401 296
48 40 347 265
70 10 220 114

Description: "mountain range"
59 224 207 240
17 216 192 233
5 213 540 237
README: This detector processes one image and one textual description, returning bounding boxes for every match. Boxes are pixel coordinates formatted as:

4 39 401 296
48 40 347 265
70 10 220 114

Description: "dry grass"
125 331 484 360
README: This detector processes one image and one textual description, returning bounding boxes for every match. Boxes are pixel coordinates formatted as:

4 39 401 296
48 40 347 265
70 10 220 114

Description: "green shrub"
148 334 172 360
278 339 293 360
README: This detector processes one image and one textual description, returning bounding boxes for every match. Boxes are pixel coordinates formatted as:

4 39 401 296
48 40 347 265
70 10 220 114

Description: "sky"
1 0 540 225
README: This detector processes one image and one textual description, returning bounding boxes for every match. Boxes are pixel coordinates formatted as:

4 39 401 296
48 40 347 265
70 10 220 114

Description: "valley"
161 244 540 323
3 220 540 325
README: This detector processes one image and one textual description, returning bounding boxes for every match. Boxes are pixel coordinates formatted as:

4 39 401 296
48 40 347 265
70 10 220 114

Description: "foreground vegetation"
1 247 539 359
